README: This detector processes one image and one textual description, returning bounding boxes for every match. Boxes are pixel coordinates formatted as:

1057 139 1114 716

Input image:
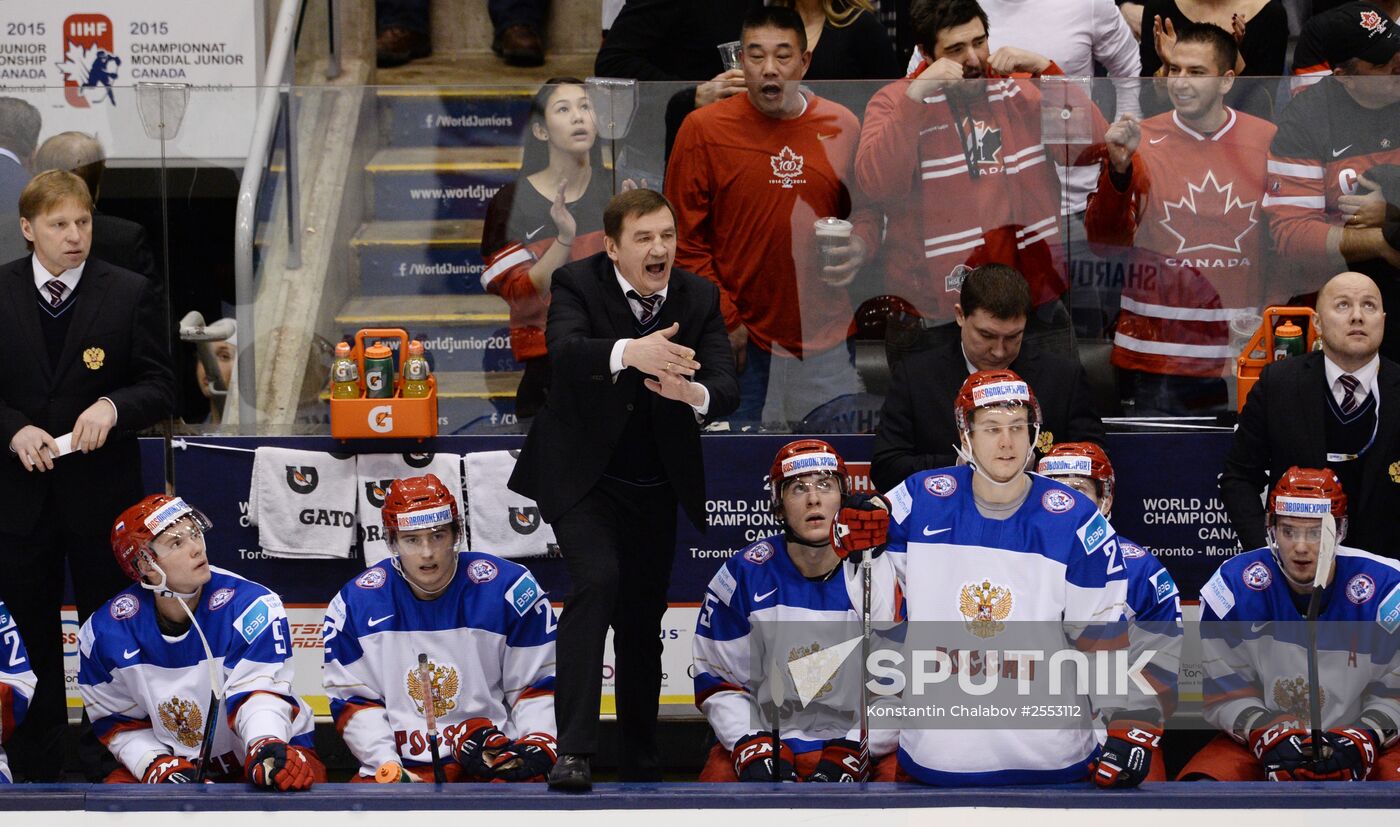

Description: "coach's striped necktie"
1339 374 1360 415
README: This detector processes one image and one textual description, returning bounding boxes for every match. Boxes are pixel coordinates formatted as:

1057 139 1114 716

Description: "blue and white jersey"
78 567 314 781
1199 546 1400 737
693 534 902 756
1121 538 1180 624
0 600 36 783
1119 537 1182 718
884 466 1130 785
323 552 556 777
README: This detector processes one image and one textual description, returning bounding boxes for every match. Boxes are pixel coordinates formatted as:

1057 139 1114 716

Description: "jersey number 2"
3 630 24 668
1102 537 1125 576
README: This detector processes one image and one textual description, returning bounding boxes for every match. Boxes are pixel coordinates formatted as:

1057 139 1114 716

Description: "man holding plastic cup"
666 5 879 425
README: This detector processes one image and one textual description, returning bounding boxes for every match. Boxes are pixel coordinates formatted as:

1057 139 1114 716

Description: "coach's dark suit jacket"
1222 351 1400 556
509 252 738 528
92 211 158 284
0 255 174 537
871 336 1106 493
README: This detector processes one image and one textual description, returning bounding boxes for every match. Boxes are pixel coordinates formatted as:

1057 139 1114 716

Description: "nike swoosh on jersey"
367 615 395 627
1149 136 1167 144
1332 145 1353 157
1250 622 1271 633
922 526 951 536
816 133 836 141
524 224 548 241
123 648 140 660
753 588 778 602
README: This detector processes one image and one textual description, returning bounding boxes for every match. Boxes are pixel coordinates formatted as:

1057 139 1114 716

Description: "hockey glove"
1091 718 1162 788
447 717 511 779
143 755 200 784
246 737 315 791
831 495 889 561
490 732 558 782
1294 727 1378 781
806 738 865 782
732 732 797 782
1249 714 1311 781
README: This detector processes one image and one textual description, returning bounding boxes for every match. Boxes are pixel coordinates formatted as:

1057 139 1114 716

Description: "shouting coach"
510 189 738 790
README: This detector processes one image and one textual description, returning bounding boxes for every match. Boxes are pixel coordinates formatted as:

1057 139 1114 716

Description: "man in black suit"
0 170 174 780
1222 271 1400 557
871 264 1105 493
0 97 40 265
34 132 158 283
509 189 738 789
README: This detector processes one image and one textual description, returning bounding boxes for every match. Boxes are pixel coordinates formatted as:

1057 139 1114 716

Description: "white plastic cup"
814 217 853 280
718 41 742 71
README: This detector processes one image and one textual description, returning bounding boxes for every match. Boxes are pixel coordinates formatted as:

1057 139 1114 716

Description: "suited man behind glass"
1222 272 1400 557
871 263 1106 493
509 189 738 789
34 132 158 283
0 170 174 780
0 97 40 265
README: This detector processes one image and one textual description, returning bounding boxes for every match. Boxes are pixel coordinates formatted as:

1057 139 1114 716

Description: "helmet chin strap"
140 555 201 601
954 423 1041 489
389 535 461 598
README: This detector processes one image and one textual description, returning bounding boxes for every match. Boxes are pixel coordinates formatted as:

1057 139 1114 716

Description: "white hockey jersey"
78 567 314 780
884 465 1130 784
323 552 556 777
1199 546 1400 738
693 534 902 755
0 600 36 783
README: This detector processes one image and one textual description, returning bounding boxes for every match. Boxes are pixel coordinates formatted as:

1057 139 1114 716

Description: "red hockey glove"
1294 727 1378 781
806 738 865 782
1091 718 1162 788
1249 714 1311 781
831 495 889 561
446 716 511 779
246 737 315 791
490 732 558 782
143 754 200 784
732 732 797 782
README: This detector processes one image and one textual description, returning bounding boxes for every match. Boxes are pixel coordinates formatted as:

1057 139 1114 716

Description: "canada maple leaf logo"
1360 9 1384 32
1158 170 1259 255
770 145 805 188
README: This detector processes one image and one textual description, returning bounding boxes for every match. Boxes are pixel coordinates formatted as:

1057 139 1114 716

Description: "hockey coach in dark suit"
0 170 174 780
510 188 738 789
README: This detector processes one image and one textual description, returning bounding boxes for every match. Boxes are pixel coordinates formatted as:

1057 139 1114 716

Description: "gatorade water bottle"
330 342 361 399
402 340 432 398
1273 320 1304 361
364 342 396 398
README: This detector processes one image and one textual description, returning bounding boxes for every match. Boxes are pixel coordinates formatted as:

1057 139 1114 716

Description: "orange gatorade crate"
330 328 439 439
1236 307 1317 411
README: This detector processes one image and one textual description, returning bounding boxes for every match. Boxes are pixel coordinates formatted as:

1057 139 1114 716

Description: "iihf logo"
56 14 122 108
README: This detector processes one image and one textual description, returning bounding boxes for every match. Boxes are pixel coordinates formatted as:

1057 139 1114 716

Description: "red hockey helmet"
1267 466 1348 540
111 494 213 581
954 369 1042 432
380 474 462 540
768 439 848 510
1037 442 1114 505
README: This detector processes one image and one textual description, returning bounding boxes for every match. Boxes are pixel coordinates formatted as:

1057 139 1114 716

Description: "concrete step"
377 86 532 148
435 369 522 432
375 52 598 87
352 219 488 295
336 294 520 374
425 0 600 56
366 146 522 221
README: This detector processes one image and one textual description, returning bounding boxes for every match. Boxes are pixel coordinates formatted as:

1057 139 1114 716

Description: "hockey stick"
858 547 872 783
417 653 447 785
768 649 785 782
1304 514 1338 764
174 596 222 783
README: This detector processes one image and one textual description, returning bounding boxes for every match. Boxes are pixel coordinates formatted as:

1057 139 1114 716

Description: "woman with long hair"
481 77 612 419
